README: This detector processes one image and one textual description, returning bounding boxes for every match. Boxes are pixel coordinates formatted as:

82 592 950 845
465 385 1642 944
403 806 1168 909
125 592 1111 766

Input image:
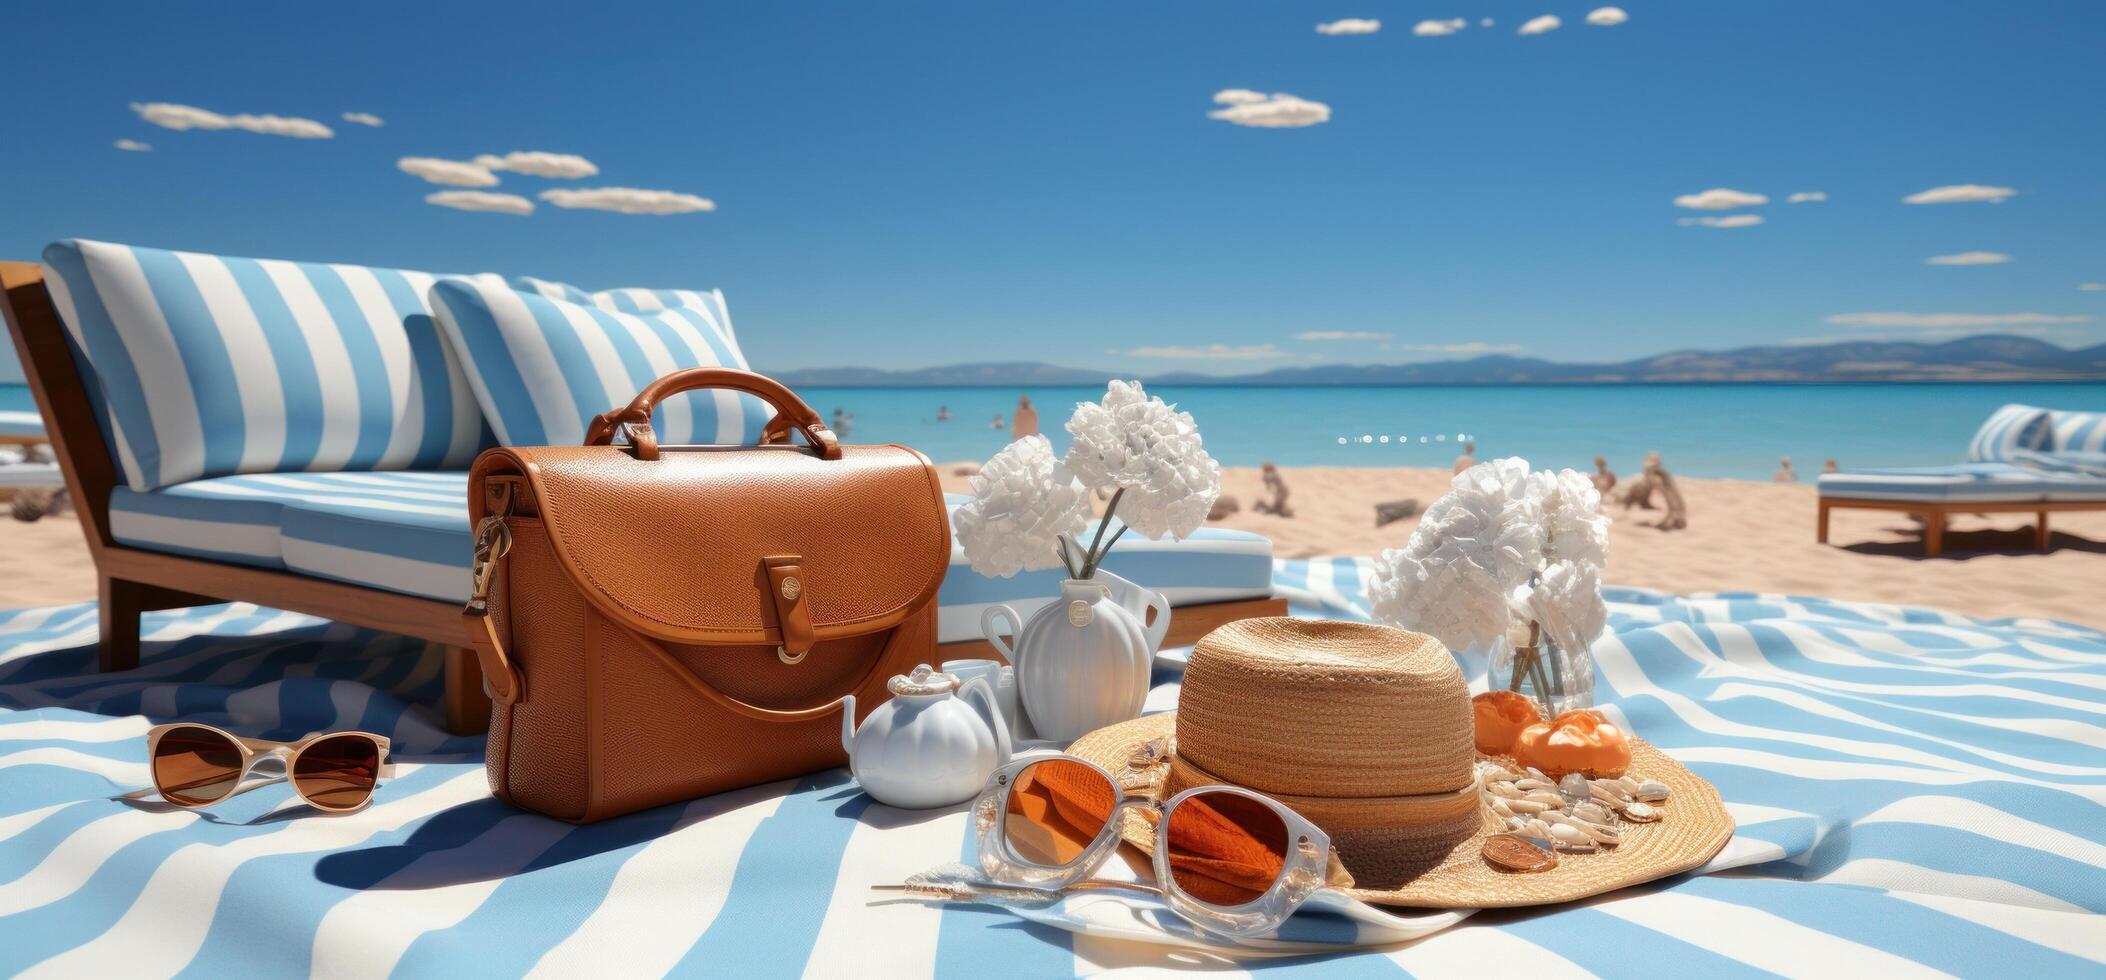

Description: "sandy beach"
3 466 2102 627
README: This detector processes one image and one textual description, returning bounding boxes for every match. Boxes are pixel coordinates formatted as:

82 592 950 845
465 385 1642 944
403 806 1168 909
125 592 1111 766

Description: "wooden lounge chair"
4 258 1283 734
1817 405 2106 557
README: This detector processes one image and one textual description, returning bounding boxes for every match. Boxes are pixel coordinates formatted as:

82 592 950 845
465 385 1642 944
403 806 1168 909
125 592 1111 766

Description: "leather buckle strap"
463 483 525 704
764 556 815 664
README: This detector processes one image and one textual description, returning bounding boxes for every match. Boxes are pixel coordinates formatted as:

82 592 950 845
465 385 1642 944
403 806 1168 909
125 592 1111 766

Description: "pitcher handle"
957 675 1013 764
1142 589 1172 652
981 605 1023 665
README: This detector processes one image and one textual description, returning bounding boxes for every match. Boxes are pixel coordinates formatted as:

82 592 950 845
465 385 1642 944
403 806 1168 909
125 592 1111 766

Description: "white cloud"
1212 89 1269 106
1786 191 1827 203
1316 18 1380 35
397 157 500 187
1296 330 1391 341
1481 17 1495 27
1585 7 1629 26
1518 14 1562 35
113 139 151 152
1826 312 2089 328
1399 342 1523 353
341 112 384 127
1674 187 1767 210
539 187 716 214
474 151 600 179
426 191 534 215
1903 184 2017 205
1679 214 1765 228
1413 18 1467 36
1925 251 2013 266
1207 92 1331 128
1122 343 1294 360
130 102 333 138
1785 328 2070 345
2081 283 2106 291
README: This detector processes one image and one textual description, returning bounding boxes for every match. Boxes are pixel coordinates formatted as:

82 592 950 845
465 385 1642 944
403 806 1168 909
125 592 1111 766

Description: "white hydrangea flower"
1369 458 1546 652
1065 381 1221 540
1533 467 1609 568
952 435 1093 578
1520 559 1607 653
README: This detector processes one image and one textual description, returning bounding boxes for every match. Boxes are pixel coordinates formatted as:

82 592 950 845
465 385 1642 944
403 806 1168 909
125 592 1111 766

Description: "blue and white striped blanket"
2 560 2101 975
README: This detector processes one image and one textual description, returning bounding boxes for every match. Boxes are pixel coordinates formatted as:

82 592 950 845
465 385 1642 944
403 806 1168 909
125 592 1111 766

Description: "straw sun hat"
1068 617 1734 909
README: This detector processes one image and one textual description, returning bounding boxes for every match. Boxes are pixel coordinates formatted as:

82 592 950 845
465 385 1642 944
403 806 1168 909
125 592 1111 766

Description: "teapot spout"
840 694 858 756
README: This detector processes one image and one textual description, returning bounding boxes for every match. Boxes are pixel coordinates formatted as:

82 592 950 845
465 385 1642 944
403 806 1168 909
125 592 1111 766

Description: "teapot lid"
887 663 959 697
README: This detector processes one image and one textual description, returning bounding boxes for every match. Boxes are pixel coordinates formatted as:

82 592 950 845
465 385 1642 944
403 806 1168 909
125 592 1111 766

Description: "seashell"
1488 782 1522 799
1489 797 1515 818
1558 772 1592 804
1483 834 1558 873
1616 776 1640 793
1505 815 1528 832
1523 790 1566 807
1634 780 1670 803
1515 777 1553 791
1523 818 1553 839
1621 801 1661 822
1572 802 1614 824
1506 799 1551 815
1525 767 1551 782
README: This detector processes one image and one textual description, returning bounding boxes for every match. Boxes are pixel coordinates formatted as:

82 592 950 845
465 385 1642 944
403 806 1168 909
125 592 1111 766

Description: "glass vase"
1487 620 1594 716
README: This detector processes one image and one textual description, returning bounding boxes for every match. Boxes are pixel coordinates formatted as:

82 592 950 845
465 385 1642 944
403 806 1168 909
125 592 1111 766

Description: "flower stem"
1055 537 1081 578
1077 489 1125 579
1083 525 1130 579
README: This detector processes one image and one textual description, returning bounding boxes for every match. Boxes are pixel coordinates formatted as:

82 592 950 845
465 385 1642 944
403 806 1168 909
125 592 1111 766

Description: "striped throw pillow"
41 239 494 491
511 276 740 347
429 279 771 448
2050 409 2106 454
1964 404 2054 462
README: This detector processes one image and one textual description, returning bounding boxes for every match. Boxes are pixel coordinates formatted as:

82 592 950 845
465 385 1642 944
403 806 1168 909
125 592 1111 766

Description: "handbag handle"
584 368 842 461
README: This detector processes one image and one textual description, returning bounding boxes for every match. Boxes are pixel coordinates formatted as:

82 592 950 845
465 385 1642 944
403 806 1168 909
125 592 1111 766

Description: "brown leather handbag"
461 368 948 823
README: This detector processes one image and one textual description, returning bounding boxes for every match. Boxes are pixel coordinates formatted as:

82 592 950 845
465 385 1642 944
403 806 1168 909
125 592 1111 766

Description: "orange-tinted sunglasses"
128 723 395 813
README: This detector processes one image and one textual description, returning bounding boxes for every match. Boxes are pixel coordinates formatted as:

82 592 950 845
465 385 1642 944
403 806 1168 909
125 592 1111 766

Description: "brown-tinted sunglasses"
127 723 396 813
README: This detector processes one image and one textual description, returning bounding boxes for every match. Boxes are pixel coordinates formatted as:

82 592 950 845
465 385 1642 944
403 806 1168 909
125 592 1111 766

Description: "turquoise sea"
798 383 2106 480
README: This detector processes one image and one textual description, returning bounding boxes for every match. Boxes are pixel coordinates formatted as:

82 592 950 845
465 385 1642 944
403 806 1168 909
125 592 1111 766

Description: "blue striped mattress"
0 561 2099 973
106 475 1276 641
1818 461 2106 502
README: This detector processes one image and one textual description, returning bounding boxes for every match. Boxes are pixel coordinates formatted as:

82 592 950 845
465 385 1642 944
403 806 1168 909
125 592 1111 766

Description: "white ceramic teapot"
982 576 1171 743
842 664 1012 809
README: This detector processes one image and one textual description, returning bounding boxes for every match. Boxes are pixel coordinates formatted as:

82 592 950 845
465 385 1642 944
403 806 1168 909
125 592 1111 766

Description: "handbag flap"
471 444 949 645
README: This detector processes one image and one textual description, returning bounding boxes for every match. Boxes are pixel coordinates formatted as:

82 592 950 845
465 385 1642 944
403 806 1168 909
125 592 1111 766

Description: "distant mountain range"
774 336 2106 386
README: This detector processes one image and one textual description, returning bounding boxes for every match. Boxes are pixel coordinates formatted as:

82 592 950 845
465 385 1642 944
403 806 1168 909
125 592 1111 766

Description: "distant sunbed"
1817 404 2106 556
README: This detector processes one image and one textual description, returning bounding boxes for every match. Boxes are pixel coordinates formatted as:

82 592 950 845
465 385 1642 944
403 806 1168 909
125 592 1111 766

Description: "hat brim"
1067 712 1734 910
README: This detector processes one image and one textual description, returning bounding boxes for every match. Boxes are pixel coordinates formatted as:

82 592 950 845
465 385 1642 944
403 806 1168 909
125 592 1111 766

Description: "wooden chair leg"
443 645 492 735
2036 511 2050 550
1922 510 1944 557
97 576 144 672
1816 500 1831 544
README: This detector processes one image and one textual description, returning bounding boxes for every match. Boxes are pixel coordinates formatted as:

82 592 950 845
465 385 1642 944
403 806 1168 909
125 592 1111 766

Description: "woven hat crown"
1173 617 1474 799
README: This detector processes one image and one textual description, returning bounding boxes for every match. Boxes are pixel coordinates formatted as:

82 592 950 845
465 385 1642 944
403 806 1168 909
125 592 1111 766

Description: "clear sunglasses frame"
971 755 1333 937
134 723 397 813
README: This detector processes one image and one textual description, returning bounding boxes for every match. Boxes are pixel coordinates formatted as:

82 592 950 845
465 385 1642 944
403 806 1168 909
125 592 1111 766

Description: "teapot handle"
957 675 1012 764
980 605 1023 665
1140 589 1172 653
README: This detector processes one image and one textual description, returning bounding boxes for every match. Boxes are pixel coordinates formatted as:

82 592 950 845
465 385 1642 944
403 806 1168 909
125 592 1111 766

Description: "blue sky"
6 1 2104 374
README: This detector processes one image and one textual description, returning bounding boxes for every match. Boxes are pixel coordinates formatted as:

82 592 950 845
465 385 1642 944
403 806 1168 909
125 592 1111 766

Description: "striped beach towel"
0 562 2100 974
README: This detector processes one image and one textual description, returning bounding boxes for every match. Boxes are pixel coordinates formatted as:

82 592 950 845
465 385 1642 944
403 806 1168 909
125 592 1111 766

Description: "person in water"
830 407 854 437
991 413 1006 429
936 405 952 422
1773 456 1797 483
1011 395 1039 440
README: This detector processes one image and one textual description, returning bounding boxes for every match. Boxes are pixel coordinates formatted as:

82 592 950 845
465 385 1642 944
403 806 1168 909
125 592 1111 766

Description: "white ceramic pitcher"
842 664 1011 809
981 576 1171 743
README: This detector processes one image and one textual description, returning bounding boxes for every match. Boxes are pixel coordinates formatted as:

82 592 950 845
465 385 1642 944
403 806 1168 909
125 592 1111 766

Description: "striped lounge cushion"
1963 403 2054 462
1817 461 2106 502
514 276 739 346
40 240 493 491
107 479 1279 626
429 280 769 448
2049 408 2106 454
